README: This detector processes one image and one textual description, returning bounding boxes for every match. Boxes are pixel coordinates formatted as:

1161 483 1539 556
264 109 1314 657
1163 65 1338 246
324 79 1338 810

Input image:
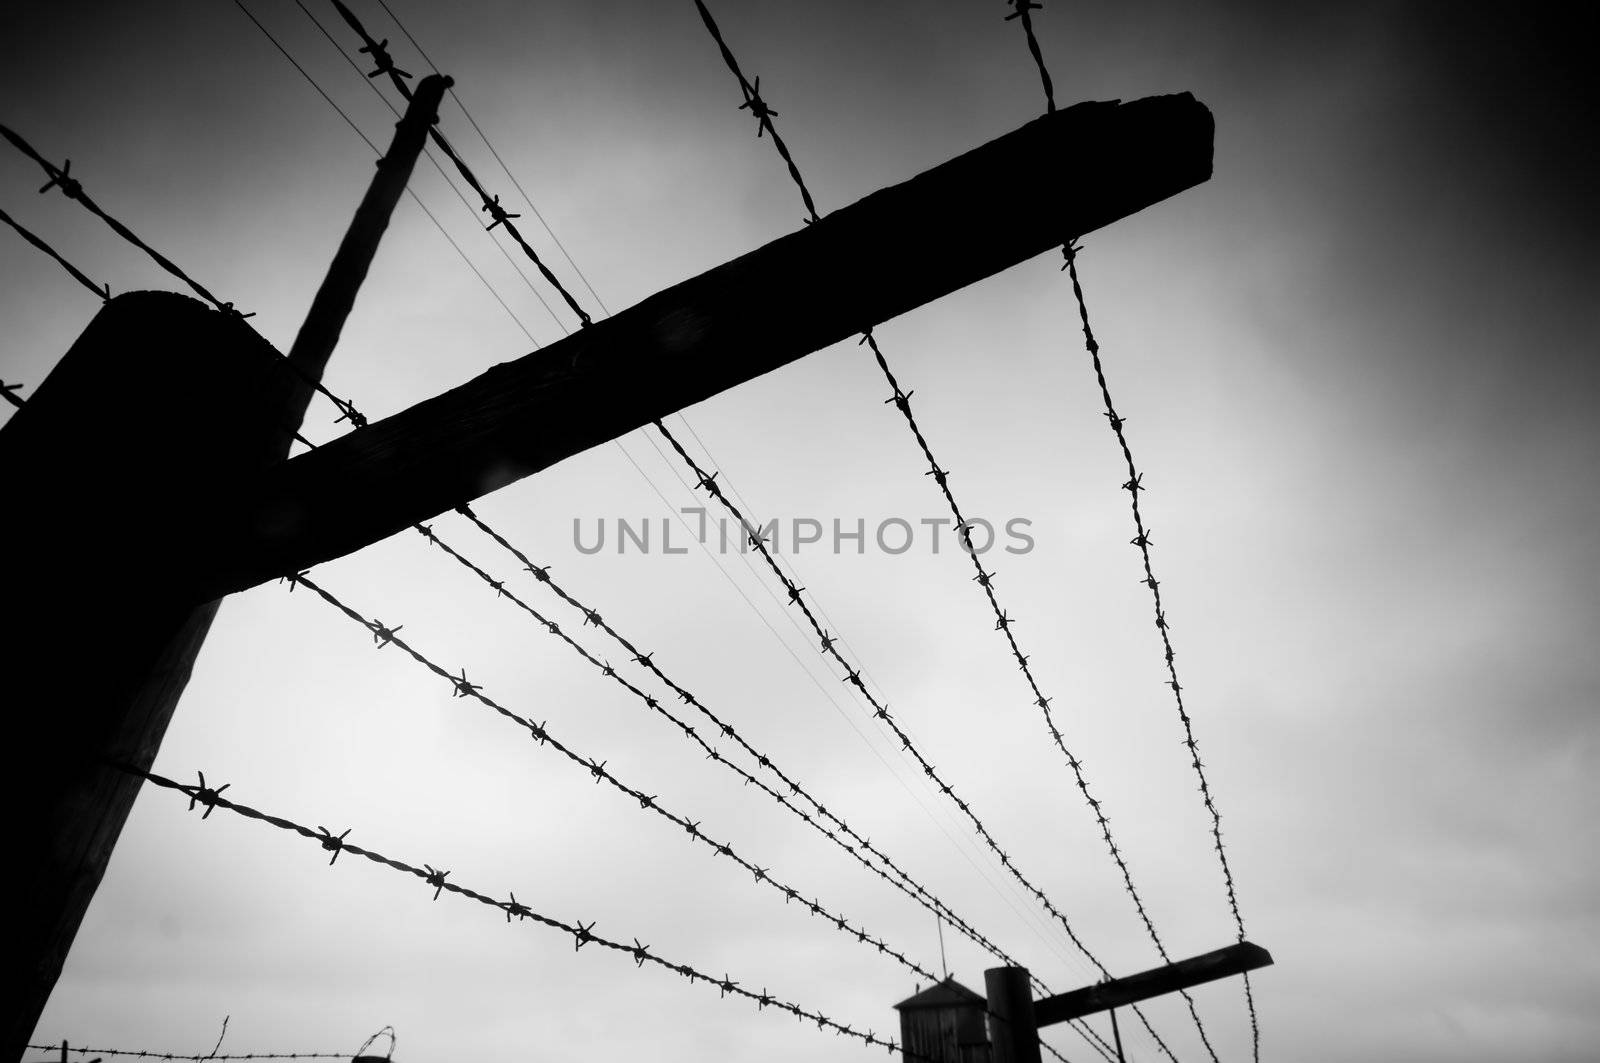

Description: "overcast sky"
4 2 1596 1061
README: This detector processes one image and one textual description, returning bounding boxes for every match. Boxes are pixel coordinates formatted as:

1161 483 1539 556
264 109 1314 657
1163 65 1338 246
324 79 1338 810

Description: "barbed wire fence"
0 78 1119 1062
0 3 1265 1059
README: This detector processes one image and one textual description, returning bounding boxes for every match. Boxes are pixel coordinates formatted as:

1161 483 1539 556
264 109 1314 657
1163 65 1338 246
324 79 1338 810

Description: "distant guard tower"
892 946 1274 1063
895 978 990 1063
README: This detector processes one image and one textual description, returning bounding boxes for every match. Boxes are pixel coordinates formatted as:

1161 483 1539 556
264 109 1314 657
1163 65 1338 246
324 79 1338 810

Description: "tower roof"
894 976 986 1010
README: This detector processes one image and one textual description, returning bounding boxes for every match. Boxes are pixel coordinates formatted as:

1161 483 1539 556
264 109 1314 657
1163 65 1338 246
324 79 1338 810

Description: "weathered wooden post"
3 74 449 1055
984 966 1041 1063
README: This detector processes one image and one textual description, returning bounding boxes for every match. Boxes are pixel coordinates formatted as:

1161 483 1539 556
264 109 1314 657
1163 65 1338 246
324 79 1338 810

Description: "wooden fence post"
984 966 1041 1063
2 74 449 1056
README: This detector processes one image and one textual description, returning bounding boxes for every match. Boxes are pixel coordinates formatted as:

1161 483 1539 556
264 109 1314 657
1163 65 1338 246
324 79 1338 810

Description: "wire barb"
186 772 230 819
316 826 351 865
358 36 412 80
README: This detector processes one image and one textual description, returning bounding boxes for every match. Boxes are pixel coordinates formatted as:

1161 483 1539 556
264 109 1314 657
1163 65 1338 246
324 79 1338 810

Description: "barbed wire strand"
116 766 935 1063
1003 1 1259 1056
0 204 110 301
1063 241 1260 1057
283 569 947 984
1003 0 1056 113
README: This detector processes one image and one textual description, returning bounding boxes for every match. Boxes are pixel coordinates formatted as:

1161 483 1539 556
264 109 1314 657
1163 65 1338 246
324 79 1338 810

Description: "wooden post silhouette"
3 74 449 1055
985 967 1042 1063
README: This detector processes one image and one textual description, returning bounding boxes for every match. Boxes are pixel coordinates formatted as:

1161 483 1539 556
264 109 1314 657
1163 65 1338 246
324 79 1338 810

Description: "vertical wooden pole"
2 77 447 1057
985 966 1041 1063
282 74 451 438
4 295 297 1056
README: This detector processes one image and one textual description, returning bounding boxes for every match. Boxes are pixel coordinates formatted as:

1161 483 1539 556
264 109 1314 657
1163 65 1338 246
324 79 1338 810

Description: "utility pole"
4 90 1212 1052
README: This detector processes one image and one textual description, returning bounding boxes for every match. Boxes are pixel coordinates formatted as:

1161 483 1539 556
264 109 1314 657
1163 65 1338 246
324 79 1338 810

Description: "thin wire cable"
120 766 926 1061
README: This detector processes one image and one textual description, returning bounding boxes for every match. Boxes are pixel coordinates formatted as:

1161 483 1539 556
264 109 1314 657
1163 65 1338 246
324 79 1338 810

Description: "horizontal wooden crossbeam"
197 92 1213 600
1032 942 1273 1028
